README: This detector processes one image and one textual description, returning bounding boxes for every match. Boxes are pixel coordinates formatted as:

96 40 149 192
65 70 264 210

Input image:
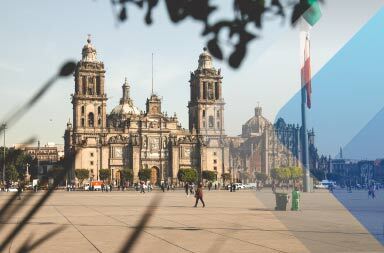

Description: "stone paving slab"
0 189 382 253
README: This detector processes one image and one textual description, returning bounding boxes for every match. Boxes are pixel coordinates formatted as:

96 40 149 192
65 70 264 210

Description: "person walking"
140 181 145 194
194 183 205 208
160 182 165 192
185 182 189 197
17 183 23 200
190 183 194 195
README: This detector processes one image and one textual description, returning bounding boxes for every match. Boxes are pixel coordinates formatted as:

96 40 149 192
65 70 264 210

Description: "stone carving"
149 137 160 152
108 135 129 144
149 121 159 128
183 147 191 159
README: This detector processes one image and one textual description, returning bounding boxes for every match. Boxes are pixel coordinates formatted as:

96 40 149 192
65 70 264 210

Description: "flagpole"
301 31 311 193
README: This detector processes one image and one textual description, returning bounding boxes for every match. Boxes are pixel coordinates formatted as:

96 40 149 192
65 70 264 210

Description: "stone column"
171 145 179 184
132 145 141 183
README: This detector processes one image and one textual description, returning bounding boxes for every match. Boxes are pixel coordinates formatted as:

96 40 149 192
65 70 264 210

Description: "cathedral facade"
229 106 315 183
64 38 229 185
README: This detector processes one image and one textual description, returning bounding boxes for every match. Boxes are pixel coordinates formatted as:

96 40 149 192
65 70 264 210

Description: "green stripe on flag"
303 0 322 26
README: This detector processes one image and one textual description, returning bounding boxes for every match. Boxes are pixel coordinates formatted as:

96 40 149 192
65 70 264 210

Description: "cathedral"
64 37 229 185
64 37 317 186
229 107 316 183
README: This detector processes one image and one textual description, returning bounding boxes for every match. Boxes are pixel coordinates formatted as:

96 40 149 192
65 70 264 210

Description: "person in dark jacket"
184 182 189 196
17 183 23 200
194 183 205 207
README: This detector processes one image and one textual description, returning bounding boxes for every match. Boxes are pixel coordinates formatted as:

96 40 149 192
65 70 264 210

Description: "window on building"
213 152 217 156
88 77 94 95
202 110 205 117
203 82 207 99
98 118 101 126
214 159 217 164
81 106 85 115
88 112 94 127
82 76 87 94
203 121 206 128
81 118 85 127
90 152 94 157
217 121 220 128
208 83 214 100
215 82 219 99
96 76 101 95
214 166 217 171
216 110 220 117
98 106 101 115
90 161 94 165
209 116 214 128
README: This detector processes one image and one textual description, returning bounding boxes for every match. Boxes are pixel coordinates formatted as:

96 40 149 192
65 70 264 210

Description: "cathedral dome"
110 102 140 116
242 106 271 137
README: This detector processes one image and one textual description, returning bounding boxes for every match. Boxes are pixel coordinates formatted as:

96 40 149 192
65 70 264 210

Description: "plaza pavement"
0 189 383 253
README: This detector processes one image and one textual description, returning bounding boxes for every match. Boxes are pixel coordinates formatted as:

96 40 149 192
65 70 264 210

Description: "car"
235 183 246 189
315 180 336 189
244 183 257 189
7 188 18 192
314 183 327 189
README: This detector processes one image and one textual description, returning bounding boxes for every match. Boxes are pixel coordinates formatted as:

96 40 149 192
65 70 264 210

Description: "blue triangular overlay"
276 8 384 245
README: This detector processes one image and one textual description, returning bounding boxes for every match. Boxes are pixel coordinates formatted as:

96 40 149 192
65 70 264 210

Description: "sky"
0 0 383 157
277 6 384 159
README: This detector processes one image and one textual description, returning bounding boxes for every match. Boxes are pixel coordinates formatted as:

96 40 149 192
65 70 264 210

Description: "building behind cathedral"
64 37 316 186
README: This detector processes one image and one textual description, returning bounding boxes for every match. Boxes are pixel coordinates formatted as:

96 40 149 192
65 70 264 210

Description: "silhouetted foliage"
111 0 324 68
221 172 231 182
271 167 291 184
177 168 198 183
75 169 90 185
138 168 152 181
289 166 303 185
255 172 268 183
99 168 111 181
120 168 133 183
47 166 65 183
5 164 19 183
202 170 216 181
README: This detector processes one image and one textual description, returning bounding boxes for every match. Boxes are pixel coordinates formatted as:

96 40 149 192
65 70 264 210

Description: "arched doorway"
150 166 159 185
115 170 121 186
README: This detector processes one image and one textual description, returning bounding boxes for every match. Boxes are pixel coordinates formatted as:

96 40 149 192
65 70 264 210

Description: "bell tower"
188 48 228 181
188 47 225 138
72 35 107 132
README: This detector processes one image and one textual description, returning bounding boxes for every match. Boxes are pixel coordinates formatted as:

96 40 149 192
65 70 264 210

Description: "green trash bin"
275 192 288 211
291 190 300 211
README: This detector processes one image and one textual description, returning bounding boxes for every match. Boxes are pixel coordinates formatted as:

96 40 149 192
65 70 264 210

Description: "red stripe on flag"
301 35 312 109
304 57 312 108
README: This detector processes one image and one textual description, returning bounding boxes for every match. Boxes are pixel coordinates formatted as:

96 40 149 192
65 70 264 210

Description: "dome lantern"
198 47 214 70
81 34 98 62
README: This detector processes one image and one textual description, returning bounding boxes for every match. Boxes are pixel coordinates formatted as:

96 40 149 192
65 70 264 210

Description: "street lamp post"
25 163 30 183
2 123 6 186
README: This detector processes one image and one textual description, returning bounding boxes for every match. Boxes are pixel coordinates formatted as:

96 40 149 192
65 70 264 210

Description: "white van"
315 180 336 189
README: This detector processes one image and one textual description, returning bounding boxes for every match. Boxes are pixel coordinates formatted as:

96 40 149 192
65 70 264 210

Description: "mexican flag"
301 34 312 109
300 0 321 109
